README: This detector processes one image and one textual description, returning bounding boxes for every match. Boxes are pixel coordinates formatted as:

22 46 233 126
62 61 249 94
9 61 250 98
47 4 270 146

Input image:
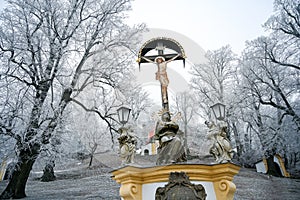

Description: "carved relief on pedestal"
155 172 206 200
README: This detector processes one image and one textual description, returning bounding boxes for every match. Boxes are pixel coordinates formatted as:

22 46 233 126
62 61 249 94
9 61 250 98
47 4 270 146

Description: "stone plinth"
111 163 240 200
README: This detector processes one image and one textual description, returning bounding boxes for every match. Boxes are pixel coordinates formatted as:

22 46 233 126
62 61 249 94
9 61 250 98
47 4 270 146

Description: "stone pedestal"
112 163 240 200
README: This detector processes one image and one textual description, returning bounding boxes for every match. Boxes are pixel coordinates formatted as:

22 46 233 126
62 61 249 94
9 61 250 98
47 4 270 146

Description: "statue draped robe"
155 119 186 165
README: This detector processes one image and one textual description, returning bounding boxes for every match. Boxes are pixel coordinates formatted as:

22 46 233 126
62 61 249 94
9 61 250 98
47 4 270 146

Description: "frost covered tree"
264 0 300 71
261 0 300 129
190 45 237 116
174 91 198 156
74 112 109 168
235 0 300 168
127 85 151 123
0 0 144 198
190 45 242 156
238 53 298 171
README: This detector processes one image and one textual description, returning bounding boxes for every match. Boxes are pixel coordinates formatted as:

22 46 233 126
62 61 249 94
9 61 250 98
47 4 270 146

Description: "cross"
142 44 181 111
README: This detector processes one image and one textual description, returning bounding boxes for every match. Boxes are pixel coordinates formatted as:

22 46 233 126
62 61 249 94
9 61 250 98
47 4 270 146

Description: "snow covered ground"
1 153 299 199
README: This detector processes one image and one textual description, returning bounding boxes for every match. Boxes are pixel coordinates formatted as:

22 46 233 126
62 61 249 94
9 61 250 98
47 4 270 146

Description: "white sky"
0 0 275 106
0 0 274 54
126 0 274 54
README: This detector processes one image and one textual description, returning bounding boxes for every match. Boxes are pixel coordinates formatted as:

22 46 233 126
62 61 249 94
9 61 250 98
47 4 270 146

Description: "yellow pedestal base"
112 163 240 200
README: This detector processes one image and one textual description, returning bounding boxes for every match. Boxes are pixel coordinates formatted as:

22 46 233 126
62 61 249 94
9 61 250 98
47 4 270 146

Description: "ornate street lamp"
117 106 131 126
116 106 136 165
210 103 226 121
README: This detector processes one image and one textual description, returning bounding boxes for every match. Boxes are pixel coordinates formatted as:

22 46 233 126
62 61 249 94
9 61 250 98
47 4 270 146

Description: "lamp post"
210 103 226 121
116 106 136 165
117 106 131 126
209 103 234 163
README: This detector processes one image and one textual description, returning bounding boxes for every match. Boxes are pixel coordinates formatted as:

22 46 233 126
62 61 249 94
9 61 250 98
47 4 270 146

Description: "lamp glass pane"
211 103 225 120
220 105 225 119
117 106 131 125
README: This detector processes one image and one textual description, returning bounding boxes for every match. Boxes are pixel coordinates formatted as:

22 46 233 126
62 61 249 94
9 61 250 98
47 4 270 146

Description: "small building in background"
140 129 158 156
255 154 290 177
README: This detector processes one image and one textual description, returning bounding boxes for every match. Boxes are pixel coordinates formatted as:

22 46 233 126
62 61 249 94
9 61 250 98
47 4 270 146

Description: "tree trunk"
231 123 243 160
88 154 94 168
41 160 56 182
184 126 189 157
0 144 40 199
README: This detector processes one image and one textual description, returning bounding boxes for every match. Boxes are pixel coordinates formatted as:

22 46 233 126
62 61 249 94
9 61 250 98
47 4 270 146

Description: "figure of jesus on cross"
138 37 185 111
142 53 181 108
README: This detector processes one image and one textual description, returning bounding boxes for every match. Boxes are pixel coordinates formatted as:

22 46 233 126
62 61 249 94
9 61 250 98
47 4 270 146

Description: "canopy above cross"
137 37 186 70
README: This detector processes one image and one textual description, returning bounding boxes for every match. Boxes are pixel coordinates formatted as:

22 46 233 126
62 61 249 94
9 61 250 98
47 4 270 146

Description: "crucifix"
138 37 186 111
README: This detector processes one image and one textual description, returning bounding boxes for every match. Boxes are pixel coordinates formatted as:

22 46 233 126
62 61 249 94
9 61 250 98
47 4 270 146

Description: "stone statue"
155 111 186 165
117 126 137 165
205 121 234 163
